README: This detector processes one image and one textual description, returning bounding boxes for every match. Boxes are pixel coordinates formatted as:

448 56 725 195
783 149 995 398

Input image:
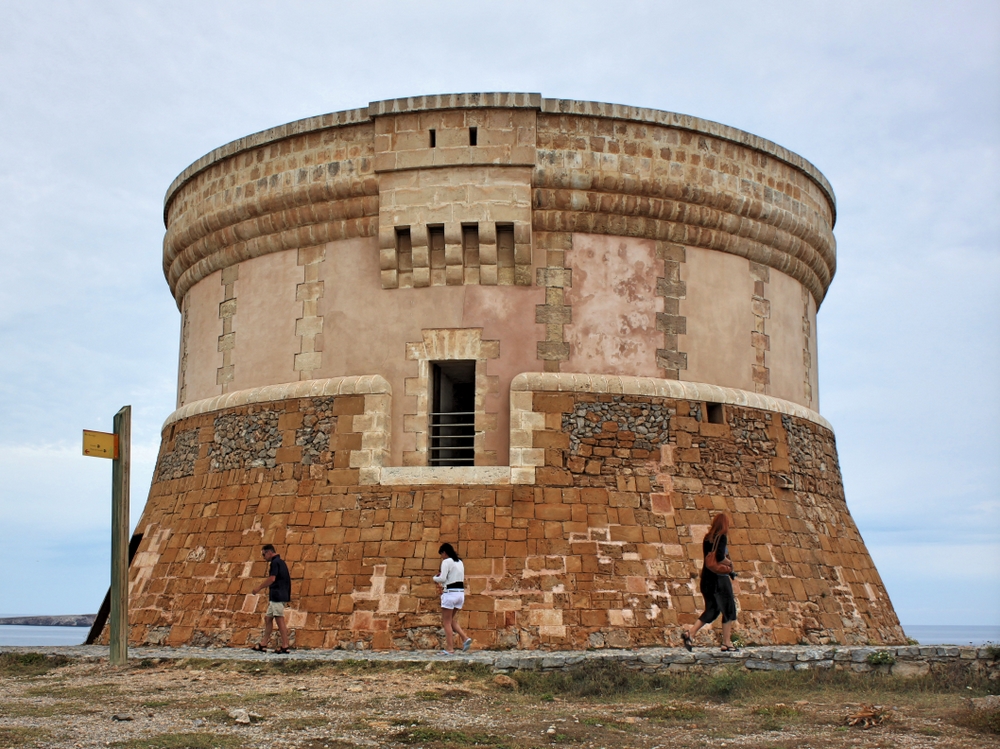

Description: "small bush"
866 650 895 666
707 666 748 698
984 643 1000 660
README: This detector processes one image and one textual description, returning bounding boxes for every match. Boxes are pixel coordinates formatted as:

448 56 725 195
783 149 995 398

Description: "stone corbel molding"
510 371 832 429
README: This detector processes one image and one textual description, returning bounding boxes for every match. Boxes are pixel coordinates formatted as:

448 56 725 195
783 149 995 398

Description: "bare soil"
0 654 997 748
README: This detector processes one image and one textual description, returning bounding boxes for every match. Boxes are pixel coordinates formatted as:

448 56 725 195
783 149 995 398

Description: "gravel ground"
1 646 997 749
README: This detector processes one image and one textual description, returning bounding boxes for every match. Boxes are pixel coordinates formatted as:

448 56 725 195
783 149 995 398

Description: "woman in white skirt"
433 543 472 654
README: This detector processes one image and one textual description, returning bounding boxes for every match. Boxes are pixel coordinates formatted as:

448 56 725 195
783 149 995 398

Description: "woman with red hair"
682 513 740 651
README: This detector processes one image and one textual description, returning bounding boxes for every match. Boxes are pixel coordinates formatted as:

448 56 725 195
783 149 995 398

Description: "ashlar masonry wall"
107 376 903 651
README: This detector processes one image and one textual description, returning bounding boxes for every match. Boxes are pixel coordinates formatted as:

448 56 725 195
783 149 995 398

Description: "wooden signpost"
82 406 130 666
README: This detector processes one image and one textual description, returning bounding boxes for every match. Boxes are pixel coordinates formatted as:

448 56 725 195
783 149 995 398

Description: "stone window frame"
403 329 500 468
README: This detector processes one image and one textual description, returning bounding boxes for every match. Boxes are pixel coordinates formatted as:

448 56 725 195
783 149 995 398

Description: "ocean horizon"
1 623 997 649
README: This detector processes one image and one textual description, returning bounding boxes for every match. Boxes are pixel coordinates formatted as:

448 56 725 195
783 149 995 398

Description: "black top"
699 533 728 593
268 555 291 603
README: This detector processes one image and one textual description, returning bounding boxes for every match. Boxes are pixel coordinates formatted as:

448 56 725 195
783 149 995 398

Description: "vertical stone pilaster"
294 246 326 380
178 292 191 408
750 262 771 394
216 265 238 392
655 242 688 379
535 231 572 372
802 285 813 409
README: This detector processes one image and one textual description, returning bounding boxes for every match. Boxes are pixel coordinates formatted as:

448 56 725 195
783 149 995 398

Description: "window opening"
707 402 725 424
469 127 478 146
428 225 446 272
396 227 413 273
429 129 436 148
430 360 476 466
462 224 480 268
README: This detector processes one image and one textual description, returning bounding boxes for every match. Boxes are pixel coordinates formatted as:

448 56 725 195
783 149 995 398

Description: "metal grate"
429 411 475 465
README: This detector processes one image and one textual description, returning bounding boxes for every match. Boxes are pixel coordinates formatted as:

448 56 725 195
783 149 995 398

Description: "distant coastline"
0 615 95 627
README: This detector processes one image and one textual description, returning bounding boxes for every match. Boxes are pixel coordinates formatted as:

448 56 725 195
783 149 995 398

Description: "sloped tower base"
102 375 903 651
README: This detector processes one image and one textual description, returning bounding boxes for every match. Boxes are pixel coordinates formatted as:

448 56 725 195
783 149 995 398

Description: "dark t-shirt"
268 555 291 603
699 533 729 594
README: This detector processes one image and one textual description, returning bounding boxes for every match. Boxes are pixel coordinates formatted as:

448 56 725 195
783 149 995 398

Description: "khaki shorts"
266 601 287 618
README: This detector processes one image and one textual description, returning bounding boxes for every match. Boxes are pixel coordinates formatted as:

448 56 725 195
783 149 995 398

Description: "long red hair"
705 513 730 542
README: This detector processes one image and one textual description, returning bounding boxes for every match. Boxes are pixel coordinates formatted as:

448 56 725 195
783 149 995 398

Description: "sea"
0 624 997 648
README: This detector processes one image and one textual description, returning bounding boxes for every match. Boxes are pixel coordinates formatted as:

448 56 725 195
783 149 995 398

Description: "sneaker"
462 638 473 652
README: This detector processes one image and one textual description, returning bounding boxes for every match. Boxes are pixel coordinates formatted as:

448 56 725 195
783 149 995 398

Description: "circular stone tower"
115 93 903 651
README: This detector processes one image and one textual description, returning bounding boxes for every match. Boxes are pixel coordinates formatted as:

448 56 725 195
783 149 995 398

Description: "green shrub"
866 650 895 666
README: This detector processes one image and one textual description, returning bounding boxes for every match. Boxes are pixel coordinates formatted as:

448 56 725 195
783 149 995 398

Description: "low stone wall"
4 645 997 681
490 645 1000 680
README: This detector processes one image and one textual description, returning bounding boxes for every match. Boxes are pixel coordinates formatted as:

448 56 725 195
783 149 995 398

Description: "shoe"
437 650 454 656
462 638 473 652
274 647 290 654
250 644 267 652
720 645 740 652
681 631 693 652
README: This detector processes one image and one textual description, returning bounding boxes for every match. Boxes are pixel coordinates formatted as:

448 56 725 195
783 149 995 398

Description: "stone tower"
113 93 903 650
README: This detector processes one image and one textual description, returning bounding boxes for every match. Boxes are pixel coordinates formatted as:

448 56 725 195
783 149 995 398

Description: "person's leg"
441 608 455 652
261 615 274 648
687 618 707 639
721 619 733 648
451 609 469 647
275 615 290 649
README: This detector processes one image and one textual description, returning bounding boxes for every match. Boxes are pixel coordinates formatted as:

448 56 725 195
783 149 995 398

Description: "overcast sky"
0 1 997 629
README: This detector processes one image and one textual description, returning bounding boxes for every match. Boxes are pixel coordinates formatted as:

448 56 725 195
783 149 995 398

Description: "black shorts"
699 575 738 624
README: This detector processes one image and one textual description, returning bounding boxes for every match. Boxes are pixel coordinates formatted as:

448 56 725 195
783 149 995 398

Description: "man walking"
251 544 291 653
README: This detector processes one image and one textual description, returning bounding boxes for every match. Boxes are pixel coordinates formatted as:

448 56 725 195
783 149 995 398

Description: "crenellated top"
162 93 837 307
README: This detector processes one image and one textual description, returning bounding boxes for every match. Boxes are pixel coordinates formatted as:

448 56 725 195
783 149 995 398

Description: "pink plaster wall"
230 251 300 392
563 234 662 377
766 268 809 405
180 270 224 405
316 236 544 465
679 248 756 393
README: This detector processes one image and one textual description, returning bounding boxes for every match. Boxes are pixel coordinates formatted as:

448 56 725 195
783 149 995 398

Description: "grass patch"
953 706 1000 735
752 703 801 731
110 733 245 749
395 726 517 747
414 690 442 701
0 701 91 718
0 652 71 677
510 659 1000 704
24 681 121 699
0 726 54 747
277 715 330 731
637 703 708 721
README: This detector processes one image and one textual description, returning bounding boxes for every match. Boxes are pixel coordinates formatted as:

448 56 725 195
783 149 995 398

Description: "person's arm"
253 558 277 594
433 559 450 588
718 535 733 572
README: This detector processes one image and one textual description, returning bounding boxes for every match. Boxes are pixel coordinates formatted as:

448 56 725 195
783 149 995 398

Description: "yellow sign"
83 430 118 459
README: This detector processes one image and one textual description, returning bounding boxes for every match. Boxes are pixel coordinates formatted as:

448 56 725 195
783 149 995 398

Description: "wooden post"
110 405 130 666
